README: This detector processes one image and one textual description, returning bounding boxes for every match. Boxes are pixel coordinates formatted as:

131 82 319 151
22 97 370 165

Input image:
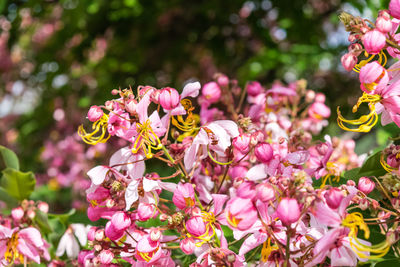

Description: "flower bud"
95 229 105 241
87 105 103 122
232 134 251 153
87 226 97 241
111 211 131 231
348 43 363 56
276 198 301 226
158 87 180 110
11 207 24 221
359 198 369 210
358 177 375 195
324 188 344 209
150 228 162 241
105 221 124 241
217 75 229 86
99 250 114 264
305 90 315 102
359 62 388 94
254 143 273 163
246 81 264 96
390 0 400 19
362 30 386 55
37 202 49 213
256 183 275 202
202 82 221 103
180 237 196 254
185 216 206 236
308 102 331 120
27 209 35 219
137 203 157 221
172 183 195 210
376 16 392 33
341 53 357 71
125 98 137 114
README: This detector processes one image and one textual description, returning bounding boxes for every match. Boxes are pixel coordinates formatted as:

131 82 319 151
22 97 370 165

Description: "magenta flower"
276 198 301 226
224 197 258 231
0 225 47 264
172 182 195 210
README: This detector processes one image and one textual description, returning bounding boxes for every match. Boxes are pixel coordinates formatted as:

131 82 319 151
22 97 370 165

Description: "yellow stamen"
261 237 278 262
207 145 233 166
171 99 200 141
342 212 390 259
353 51 386 73
5 232 23 264
184 212 217 247
337 93 381 132
78 114 110 145
226 211 241 228
380 152 396 173
131 119 163 158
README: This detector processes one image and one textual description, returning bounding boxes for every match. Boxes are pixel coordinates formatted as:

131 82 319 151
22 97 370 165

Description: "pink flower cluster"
69 67 400 266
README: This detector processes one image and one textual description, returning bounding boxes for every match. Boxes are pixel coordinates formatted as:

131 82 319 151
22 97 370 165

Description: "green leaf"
357 151 387 178
0 168 36 201
34 210 52 235
0 145 19 170
0 187 18 207
48 209 76 226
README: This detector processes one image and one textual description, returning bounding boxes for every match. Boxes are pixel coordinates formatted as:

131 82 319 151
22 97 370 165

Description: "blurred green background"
0 0 395 212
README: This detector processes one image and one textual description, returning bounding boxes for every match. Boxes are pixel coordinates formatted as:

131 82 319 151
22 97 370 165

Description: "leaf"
48 209 76 226
0 187 18 207
34 210 52 235
0 145 19 170
357 151 387 178
0 168 36 201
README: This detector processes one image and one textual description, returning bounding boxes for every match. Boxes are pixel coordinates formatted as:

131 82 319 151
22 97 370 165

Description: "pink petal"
181 81 201 99
87 166 109 185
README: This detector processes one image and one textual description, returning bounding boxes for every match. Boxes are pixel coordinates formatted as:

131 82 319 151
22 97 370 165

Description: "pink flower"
358 177 375 195
362 30 386 54
256 183 275 202
180 238 195 254
158 87 180 110
87 105 103 122
172 183 195 210
111 211 131 231
390 0 400 19
185 216 207 236
138 203 157 221
325 188 344 209
341 53 357 71
308 102 331 120
184 120 239 170
254 143 273 163
246 81 264 96
99 250 114 264
225 197 258 231
0 226 47 264
376 16 392 33
11 207 24 222
359 62 389 94
232 134 251 153
375 79 400 127
202 82 221 104
107 107 131 137
105 221 125 241
276 198 301 226
217 75 229 86
135 235 162 263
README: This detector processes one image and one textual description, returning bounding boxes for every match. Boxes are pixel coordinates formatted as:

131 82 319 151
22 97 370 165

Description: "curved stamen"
78 114 110 145
380 152 396 173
